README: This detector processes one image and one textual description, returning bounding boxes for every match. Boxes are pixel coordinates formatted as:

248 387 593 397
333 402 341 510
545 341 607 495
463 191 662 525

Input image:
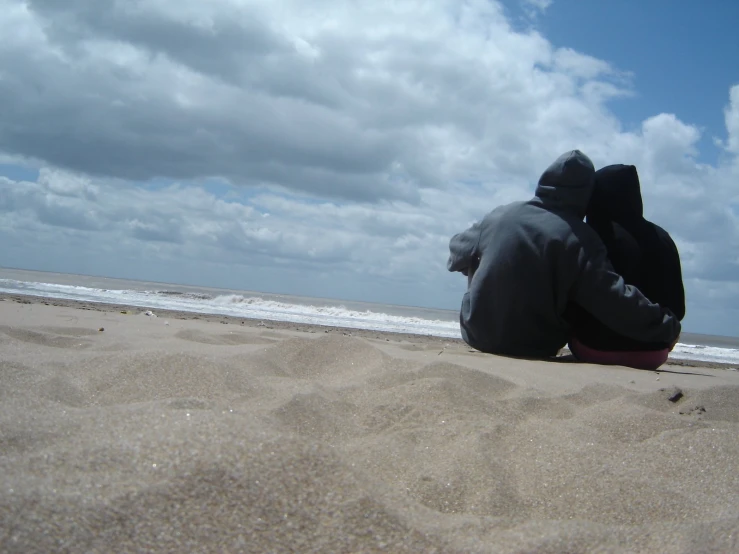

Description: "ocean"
1 267 738 365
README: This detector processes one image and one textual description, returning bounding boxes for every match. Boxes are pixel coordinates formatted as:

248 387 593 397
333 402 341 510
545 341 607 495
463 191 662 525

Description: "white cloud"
525 0 553 9
723 85 739 155
551 48 615 80
0 0 737 335
0 0 629 201
520 0 553 18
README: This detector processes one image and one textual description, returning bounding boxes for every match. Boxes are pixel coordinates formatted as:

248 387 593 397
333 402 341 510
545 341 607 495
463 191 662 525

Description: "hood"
534 150 595 216
587 164 644 223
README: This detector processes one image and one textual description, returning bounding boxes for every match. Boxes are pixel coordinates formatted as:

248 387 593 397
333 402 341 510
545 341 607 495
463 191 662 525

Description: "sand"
1 295 738 553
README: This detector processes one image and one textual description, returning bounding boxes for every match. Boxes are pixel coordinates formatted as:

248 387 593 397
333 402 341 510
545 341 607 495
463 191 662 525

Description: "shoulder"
479 201 526 225
647 221 681 253
651 221 675 241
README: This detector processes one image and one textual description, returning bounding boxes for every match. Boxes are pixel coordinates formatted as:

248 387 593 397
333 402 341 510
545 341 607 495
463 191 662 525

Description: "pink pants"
569 337 668 371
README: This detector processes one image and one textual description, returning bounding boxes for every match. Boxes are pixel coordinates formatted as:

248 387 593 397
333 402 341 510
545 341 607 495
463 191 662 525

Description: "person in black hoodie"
565 164 686 369
447 150 681 359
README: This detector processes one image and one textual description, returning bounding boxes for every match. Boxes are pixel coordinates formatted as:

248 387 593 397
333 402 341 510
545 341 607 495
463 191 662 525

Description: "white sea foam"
2 277 738 365
670 343 739 365
0 279 461 338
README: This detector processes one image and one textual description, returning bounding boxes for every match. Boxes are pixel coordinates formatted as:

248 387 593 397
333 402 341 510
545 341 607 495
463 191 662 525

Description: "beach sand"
1 295 738 553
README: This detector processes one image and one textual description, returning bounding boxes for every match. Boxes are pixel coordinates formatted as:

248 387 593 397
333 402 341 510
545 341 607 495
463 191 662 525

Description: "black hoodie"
447 151 681 357
566 164 686 351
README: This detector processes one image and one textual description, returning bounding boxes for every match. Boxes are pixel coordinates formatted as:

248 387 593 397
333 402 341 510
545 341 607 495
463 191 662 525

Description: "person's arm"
571 244 681 345
447 222 482 275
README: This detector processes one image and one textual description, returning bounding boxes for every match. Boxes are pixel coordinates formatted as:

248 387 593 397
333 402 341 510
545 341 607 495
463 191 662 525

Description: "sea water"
1 267 737 365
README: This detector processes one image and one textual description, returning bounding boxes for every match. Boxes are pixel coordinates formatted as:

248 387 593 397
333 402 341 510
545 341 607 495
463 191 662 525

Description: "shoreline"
0 292 459 348
2 292 734 371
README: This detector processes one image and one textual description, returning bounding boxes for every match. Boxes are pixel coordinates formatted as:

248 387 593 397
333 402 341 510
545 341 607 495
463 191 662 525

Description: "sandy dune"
1 296 738 553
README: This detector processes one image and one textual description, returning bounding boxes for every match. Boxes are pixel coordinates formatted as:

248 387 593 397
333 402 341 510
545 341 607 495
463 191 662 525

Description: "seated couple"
447 150 685 370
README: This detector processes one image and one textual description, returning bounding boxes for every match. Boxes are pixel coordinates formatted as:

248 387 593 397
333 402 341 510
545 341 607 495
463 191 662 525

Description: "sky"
0 0 738 336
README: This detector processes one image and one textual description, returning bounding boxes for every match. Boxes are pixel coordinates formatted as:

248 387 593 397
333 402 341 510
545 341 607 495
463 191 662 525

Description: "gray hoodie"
447 150 681 357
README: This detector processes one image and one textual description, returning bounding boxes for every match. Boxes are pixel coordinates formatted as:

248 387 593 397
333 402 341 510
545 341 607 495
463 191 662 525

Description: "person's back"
447 151 681 358
567 164 686 351
450 200 589 356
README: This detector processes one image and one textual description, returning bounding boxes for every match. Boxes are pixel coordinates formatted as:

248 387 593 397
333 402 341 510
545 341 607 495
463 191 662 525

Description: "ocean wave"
671 343 739 364
155 290 214 301
0 279 460 338
2 277 738 363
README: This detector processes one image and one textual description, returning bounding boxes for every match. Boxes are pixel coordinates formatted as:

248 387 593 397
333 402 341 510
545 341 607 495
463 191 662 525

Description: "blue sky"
0 0 738 336
535 0 739 164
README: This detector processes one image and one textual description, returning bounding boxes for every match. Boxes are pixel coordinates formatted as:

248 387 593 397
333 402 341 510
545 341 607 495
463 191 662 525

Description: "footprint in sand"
271 392 359 439
369 361 516 398
257 334 387 378
38 376 90 408
175 329 276 346
38 326 101 337
168 398 213 410
0 326 94 349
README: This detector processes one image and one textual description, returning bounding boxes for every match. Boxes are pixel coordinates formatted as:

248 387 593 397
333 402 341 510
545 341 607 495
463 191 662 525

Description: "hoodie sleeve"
571 244 681 345
447 222 482 275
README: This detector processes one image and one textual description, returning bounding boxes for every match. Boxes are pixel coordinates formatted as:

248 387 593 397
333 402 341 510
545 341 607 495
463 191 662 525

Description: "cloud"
722 85 739 156
0 0 633 204
0 0 737 335
520 0 553 18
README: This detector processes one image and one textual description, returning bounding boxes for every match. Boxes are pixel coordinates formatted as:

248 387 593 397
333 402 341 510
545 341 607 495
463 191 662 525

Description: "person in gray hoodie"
446 150 681 358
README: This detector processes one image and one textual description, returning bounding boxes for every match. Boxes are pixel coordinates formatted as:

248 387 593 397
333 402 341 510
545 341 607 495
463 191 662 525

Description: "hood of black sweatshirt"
587 164 644 223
